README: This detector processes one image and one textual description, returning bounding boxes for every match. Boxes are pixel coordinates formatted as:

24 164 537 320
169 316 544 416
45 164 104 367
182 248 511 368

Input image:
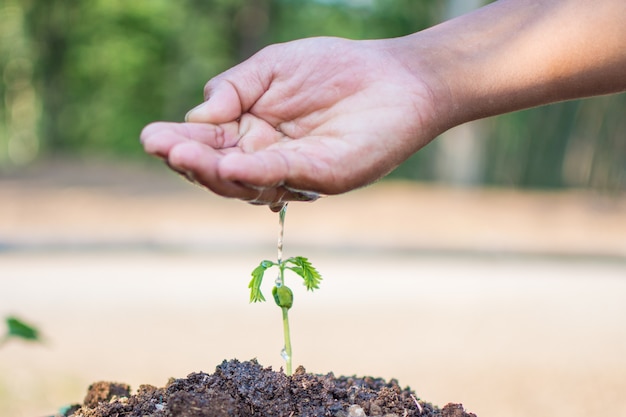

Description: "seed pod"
272 285 293 309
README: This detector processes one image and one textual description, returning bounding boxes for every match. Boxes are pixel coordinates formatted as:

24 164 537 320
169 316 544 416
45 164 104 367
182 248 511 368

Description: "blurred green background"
1 0 624 191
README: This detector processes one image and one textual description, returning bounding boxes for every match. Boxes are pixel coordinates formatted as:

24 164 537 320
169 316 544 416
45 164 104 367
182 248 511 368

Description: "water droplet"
280 347 290 361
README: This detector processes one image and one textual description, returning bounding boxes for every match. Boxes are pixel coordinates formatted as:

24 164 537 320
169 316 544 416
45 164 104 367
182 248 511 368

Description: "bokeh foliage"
0 0 624 190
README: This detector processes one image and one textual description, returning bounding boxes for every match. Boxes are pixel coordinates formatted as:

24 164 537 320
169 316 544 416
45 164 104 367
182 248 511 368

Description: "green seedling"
248 205 322 375
0 316 41 347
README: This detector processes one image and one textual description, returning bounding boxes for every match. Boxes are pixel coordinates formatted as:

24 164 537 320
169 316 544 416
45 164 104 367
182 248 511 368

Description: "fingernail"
185 102 207 122
269 203 286 212
284 186 321 202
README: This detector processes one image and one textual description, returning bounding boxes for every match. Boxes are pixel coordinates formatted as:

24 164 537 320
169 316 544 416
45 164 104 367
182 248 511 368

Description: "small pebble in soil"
348 404 367 416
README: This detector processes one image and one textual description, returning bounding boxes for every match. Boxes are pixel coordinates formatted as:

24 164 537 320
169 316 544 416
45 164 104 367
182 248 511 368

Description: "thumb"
185 56 271 124
185 80 241 123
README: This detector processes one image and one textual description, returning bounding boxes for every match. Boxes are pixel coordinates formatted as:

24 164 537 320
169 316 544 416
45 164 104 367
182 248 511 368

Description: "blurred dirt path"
1 157 626 257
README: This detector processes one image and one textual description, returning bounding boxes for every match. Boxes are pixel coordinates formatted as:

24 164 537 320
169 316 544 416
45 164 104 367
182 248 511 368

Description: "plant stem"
281 306 293 375
277 204 293 375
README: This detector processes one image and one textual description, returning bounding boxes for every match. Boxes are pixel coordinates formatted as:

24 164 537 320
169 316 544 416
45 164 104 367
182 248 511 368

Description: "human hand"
141 0 626 211
140 37 445 210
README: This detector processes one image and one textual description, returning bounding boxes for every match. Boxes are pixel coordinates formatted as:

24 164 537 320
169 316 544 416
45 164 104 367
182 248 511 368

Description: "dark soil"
60 359 475 417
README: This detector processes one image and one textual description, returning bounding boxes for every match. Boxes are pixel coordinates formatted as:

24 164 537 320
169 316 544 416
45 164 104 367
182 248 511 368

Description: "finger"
185 81 243 124
236 113 286 153
166 141 260 201
167 141 322 206
140 122 241 157
245 184 320 208
217 147 331 192
186 53 272 124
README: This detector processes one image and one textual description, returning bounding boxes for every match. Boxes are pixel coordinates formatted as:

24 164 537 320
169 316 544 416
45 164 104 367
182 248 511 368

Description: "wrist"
395 0 626 128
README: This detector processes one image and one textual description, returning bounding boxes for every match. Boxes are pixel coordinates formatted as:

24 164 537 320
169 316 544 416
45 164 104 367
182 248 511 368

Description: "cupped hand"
140 36 444 209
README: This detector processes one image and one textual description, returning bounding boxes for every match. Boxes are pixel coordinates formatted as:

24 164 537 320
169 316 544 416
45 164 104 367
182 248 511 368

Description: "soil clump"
61 359 475 417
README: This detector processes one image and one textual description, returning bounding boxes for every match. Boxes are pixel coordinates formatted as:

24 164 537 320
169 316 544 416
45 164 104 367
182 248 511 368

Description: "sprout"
248 206 322 375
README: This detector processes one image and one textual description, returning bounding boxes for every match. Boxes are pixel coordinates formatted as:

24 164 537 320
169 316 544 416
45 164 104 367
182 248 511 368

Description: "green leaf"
285 256 322 291
6 316 40 342
248 260 274 303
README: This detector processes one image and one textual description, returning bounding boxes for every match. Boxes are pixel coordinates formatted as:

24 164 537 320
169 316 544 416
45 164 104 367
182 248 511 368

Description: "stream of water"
275 204 287 288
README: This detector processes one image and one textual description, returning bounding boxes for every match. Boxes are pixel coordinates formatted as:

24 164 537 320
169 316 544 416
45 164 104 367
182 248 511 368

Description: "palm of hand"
141 37 437 208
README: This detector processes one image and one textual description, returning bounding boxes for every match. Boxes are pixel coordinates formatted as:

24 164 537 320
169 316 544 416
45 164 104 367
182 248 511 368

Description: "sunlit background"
1 1 625 417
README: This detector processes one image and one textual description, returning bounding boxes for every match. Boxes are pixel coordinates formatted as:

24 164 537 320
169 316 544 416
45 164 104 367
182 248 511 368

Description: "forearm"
398 0 626 128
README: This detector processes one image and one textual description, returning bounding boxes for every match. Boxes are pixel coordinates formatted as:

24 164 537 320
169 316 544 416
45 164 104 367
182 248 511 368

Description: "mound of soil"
60 359 475 417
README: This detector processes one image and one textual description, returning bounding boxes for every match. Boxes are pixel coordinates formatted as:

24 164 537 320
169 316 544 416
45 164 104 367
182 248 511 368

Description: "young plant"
0 316 41 347
248 205 322 375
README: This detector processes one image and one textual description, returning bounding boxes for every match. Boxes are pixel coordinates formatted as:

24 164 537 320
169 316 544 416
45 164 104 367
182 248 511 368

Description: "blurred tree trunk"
24 0 78 153
234 0 271 60
0 0 41 166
